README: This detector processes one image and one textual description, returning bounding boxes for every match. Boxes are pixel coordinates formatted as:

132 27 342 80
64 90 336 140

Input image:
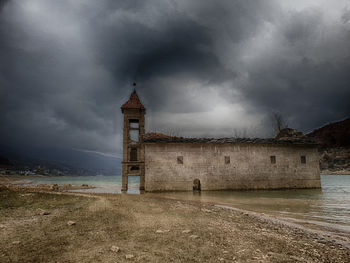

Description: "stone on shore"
156 229 170 233
36 209 50 216
125 254 134 259
50 184 59 191
110 246 120 253
182 229 191 234
67 220 76 226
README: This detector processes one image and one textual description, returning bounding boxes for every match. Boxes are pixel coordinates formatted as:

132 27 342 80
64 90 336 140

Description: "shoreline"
2 176 350 246
1 187 350 262
1 173 350 247
153 194 350 249
215 204 350 250
321 170 350 175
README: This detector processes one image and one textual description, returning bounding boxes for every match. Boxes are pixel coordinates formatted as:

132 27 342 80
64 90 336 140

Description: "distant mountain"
307 118 350 147
0 145 121 176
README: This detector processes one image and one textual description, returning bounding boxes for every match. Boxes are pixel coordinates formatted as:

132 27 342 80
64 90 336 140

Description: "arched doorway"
127 176 140 194
193 179 201 191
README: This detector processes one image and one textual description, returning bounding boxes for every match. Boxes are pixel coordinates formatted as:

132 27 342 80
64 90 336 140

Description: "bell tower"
121 86 146 191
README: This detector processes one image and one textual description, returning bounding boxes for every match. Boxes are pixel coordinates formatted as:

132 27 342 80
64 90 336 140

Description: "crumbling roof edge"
143 137 318 146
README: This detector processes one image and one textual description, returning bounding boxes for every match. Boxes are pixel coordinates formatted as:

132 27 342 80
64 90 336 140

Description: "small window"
130 148 137 161
177 156 183 164
270 156 276 164
301 156 306 164
129 166 140 172
225 156 230 164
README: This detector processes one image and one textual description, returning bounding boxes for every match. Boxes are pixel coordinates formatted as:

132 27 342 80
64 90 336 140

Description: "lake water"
27 174 350 237
159 174 350 240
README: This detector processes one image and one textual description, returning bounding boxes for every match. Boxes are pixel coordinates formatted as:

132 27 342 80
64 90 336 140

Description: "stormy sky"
1 0 350 159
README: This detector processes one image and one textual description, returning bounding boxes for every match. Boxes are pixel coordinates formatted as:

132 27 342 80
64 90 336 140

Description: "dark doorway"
193 179 201 191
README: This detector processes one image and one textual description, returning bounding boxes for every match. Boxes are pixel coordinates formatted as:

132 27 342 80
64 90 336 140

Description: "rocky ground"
0 185 349 263
319 147 350 174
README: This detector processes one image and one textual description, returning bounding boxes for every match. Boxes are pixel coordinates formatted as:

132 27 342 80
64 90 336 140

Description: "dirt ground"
0 186 349 263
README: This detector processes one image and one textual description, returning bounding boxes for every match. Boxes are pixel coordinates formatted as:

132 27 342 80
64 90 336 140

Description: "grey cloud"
0 0 349 161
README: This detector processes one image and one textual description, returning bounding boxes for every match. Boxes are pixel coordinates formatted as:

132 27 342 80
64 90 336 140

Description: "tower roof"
121 90 145 111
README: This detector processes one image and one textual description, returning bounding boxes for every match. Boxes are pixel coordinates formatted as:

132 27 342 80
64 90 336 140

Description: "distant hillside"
307 118 350 173
0 145 121 176
307 118 350 147
0 155 13 167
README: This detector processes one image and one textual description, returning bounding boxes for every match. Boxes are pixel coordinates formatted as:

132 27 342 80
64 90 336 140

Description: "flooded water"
27 174 350 236
159 175 350 237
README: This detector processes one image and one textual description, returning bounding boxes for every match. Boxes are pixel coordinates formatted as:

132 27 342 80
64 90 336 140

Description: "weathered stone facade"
121 90 321 192
144 142 321 191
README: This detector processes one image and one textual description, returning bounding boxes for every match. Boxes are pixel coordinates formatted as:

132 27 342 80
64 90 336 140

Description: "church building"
121 90 321 192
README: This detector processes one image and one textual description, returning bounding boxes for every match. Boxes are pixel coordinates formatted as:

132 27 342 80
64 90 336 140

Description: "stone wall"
144 143 321 191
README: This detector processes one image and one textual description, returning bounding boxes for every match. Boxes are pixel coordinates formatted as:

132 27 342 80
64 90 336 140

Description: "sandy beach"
0 178 349 263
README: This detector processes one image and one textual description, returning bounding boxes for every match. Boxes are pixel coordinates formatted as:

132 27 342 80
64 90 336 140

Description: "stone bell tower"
121 87 146 191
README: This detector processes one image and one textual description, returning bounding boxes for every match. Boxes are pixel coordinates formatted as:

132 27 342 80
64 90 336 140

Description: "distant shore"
0 174 94 191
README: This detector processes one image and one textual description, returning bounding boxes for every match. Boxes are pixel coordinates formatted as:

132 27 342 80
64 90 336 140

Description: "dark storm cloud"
0 0 349 158
0 0 120 154
0 0 9 10
238 6 350 132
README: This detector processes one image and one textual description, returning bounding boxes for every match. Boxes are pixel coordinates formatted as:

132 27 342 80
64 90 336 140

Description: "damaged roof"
143 133 317 146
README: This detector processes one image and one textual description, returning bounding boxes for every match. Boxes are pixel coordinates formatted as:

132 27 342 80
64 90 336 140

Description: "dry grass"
0 187 349 262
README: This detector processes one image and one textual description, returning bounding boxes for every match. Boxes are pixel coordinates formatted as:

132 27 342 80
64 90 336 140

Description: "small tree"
232 128 248 138
272 112 288 134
